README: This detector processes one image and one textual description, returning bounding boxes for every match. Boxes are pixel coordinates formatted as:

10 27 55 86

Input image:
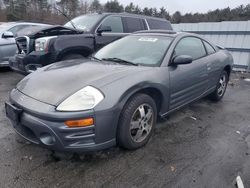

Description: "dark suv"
9 12 172 74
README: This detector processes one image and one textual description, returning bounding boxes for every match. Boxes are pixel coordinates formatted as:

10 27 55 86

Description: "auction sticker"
138 37 158 42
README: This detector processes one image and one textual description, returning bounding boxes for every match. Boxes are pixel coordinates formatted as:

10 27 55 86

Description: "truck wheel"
117 93 157 150
208 70 229 101
61 54 84 60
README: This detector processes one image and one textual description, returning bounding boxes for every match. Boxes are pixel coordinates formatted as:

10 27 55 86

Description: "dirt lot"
0 69 249 188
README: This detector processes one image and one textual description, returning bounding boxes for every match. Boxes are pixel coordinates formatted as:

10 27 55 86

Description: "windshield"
0 23 13 33
64 14 102 32
94 35 173 66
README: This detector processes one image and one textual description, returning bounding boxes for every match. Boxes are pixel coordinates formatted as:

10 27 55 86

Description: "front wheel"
208 70 229 101
117 94 157 150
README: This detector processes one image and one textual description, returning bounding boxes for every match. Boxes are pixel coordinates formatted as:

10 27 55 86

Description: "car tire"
117 93 157 150
61 54 84 60
208 70 229 102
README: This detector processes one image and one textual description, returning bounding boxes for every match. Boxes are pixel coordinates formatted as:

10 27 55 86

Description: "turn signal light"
65 118 94 128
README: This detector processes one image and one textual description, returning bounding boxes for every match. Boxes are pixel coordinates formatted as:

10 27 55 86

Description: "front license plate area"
5 102 23 124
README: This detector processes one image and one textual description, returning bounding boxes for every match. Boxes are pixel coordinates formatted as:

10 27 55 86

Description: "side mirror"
97 25 112 34
2 31 14 38
172 55 193 65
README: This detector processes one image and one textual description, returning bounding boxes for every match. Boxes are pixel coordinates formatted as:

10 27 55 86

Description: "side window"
99 16 124 33
8 25 29 36
174 37 206 60
147 19 172 30
123 17 146 33
203 41 216 55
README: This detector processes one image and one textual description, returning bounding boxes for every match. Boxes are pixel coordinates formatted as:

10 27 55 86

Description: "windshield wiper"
90 56 102 62
102 57 138 66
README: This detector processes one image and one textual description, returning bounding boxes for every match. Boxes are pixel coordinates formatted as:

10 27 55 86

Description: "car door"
169 37 209 110
0 34 16 63
0 24 30 63
95 16 127 50
202 40 221 89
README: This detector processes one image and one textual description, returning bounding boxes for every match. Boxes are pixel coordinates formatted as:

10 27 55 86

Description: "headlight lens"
56 86 104 112
35 36 57 52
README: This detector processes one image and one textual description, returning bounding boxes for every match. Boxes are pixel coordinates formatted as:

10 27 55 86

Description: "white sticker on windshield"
138 37 158 42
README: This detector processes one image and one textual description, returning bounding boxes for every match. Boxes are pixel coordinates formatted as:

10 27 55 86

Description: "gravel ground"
0 69 250 188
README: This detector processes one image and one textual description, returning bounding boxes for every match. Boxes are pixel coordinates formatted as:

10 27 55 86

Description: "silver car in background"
0 22 49 67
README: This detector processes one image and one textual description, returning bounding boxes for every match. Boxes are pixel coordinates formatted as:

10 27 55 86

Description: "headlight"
56 86 104 112
35 36 57 52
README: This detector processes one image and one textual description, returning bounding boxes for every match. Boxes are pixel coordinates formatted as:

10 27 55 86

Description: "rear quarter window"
147 19 172 30
203 41 216 55
123 17 146 33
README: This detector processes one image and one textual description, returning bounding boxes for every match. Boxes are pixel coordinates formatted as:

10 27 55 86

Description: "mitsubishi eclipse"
5 31 233 152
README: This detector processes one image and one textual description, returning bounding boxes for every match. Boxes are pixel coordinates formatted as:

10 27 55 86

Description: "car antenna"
52 6 77 30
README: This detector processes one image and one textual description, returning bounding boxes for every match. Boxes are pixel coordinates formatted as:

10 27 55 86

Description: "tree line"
0 0 250 25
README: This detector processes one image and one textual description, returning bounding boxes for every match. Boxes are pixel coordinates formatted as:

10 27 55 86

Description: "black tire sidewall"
117 94 157 150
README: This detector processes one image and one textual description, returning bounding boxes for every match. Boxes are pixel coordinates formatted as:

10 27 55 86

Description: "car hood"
16 59 147 106
16 25 51 37
26 25 83 39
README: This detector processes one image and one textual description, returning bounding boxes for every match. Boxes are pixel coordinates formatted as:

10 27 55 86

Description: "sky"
99 0 250 14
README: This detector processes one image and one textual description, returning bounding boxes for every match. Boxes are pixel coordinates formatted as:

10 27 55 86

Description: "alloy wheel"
217 74 227 96
130 104 154 143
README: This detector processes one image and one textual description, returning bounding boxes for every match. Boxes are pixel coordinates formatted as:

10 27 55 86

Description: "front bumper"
9 52 52 75
6 89 118 153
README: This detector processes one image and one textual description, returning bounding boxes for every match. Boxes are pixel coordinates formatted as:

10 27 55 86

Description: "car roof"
88 12 170 22
133 30 178 37
133 30 203 38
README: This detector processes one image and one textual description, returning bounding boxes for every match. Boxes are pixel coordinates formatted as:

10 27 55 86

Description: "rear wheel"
61 53 84 60
117 94 157 150
208 70 229 101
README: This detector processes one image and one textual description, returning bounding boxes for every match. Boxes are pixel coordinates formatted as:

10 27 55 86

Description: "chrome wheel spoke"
144 124 151 134
145 109 153 122
134 129 144 141
130 120 140 130
222 75 226 82
218 87 223 93
139 106 146 119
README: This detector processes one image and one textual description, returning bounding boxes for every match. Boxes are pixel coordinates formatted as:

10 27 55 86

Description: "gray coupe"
5 30 233 152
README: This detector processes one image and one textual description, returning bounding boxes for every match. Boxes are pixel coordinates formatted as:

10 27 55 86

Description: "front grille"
16 36 30 54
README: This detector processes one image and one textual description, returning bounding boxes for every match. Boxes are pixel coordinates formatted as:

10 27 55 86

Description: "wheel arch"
118 85 165 117
224 65 232 77
57 46 94 61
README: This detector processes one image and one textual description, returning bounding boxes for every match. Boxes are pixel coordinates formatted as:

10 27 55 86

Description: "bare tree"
1 0 250 24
